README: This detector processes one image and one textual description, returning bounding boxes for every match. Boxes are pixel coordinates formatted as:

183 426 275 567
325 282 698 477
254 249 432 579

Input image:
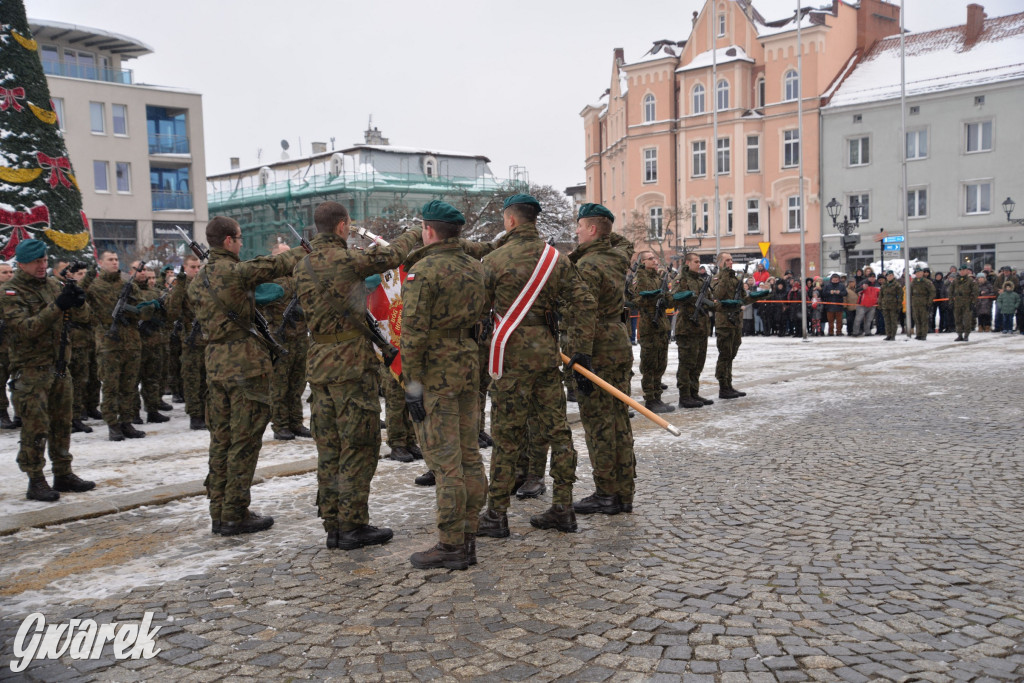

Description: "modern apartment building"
821 5 1024 273
581 0 900 273
30 18 208 263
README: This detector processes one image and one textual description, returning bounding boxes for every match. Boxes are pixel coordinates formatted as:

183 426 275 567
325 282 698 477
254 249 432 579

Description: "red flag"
366 266 405 381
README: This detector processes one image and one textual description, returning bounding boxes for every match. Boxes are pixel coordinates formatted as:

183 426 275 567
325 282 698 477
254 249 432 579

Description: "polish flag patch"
405 273 415 282
5 290 16 296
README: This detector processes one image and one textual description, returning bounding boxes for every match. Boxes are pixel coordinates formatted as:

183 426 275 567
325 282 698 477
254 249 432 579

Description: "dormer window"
423 155 437 178
258 166 271 188
329 153 344 176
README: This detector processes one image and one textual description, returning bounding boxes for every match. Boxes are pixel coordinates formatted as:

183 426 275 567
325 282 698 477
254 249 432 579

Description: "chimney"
230 157 239 170
613 47 624 66
311 141 327 154
965 4 985 46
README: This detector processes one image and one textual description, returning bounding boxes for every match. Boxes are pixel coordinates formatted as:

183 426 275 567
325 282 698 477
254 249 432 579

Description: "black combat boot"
86 407 103 420
644 399 676 414
336 524 393 550
410 542 469 570
147 411 170 423
573 491 621 515
387 446 414 463
464 533 477 566
406 443 423 459
172 394 185 404
273 427 296 440
157 400 174 411
415 470 436 486
10 415 22 428
108 424 125 441
131 414 144 425
963 332 970 341
719 386 741 399
678 396 704 409
326 528 339 549
53 472 96 493
477 508 510 538
618 496 633 513
27 477 59 502
71 417 93 433
954 334 965 341
219 510 274 536
694 394 714 405
189 416 207 430
530 504 578 532
477 431 493 448
729 386 747 397
0 409 16 430
211 519 221 535
121 423 146 438
515 474 546 499
292 425 312 438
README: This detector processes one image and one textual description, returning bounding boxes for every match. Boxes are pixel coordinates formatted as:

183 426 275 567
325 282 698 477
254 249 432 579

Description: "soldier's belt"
209 329 253 344
517 312 551 326
427 328 475 340
311 329 362 344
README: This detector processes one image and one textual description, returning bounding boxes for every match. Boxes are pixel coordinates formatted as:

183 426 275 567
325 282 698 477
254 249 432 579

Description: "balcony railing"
148 134 190 155
152 190 193 211
42 60 133 85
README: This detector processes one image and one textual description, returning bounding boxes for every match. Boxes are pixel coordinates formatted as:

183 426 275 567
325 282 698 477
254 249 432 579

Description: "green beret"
502 193 542 212
577 203 615 222
421 200 465 225
254 282 285 306
15 239 46 263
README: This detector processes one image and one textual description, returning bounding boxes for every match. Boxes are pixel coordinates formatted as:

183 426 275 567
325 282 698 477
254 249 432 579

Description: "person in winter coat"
785 279 804 337
767 280 788 336
974 275 995 331
852 273 880 336
821 273 846 336
995 282 1020 334
844 280 859 335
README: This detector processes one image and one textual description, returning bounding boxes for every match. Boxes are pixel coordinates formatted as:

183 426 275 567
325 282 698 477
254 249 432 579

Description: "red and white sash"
489 243 559 379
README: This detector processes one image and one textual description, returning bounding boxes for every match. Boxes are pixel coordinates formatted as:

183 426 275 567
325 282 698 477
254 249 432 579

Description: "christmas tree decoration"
0 0 92 262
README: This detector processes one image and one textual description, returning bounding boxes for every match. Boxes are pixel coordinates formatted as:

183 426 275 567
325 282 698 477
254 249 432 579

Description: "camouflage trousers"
380 364 415 448
913 303 931 339
882 308 901 339
638 333 669 402
714 327 742 388
675 333 708 399
515 409 548 480
69 341 92 417
12 365 73 477
477 342 490 434
205 375 271 523
182 344 208 419
98 347 141 425
0 349 10 413
412 387 487 546
310 373 382 533
85 345 100 414
132 338 166 415
954 301 974 334
166 333 182 397
271 334 308 431
488 367 577 511
578 360 635 504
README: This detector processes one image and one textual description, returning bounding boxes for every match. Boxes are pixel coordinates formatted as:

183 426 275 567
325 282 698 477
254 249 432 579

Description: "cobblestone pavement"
2 335 1023 682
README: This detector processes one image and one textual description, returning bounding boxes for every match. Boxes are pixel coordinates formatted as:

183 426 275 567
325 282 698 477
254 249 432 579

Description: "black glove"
55 285 86 311
566 352 594 398
405 390 426 423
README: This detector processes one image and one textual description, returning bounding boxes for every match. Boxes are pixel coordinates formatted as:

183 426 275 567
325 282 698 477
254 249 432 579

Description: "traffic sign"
883 244 901 251
758 242 770 257
882 235 905 243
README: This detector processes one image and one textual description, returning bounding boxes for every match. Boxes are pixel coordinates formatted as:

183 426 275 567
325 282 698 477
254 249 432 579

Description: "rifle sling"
301 255 384 350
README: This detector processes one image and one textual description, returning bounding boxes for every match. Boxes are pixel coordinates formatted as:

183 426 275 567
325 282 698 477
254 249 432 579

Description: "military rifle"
107 261 146 341
274 294 302 340
690 272 714 324
655 264 671 321
56 262 87 376
174 225 208 260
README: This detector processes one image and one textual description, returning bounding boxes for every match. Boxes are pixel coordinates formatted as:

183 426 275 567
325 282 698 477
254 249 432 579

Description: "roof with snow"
27 18 153 59
677 45 755 73
827 11 1024 108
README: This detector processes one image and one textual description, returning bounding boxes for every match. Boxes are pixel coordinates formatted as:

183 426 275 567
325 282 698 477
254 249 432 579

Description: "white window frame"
787 196 802 232
93 160 109 193
906 128 928 160
643 93 656 122
718 13 726 37
746 135 760 173
716 79 730 110
112 104 128 136
702 202 710 233
965 120 992 154
907 187 928 219
649 207 664 240
726 199 733 234
691 140 707 178
716 137 730 175
692 84 705 114
746 198 760 233
89 101 105 134
784 69 799 101
783 129 799 169
848 136 870 167
756 78 765 108
964 180 992 215
643 148 658 183
847 193 870 222
115 162 131 193
690 201 698 234
52 97 64 131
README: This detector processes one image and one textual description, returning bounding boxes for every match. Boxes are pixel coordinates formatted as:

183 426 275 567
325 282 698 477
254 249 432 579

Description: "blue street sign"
882 235 905 243
883 244 901 251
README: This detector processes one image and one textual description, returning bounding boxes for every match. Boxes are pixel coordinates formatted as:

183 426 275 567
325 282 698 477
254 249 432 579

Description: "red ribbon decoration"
0 204 49 228
0 86 26 112
36 152 71 188
1 225 33 260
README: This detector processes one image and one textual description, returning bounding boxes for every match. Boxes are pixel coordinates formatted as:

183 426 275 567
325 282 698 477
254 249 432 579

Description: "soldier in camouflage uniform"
53 260 94 433
566 203 636 518
911 267 937 340
399 201 489 570
711 253 765 398
0 261 21 430
188 216 304 536
130 263 171 424
670 252 715 409
630 253 674 414
950 264 979 341
477 193 596 539
86 250 154 441
166 254 208 430
379 363 421 461
878 271 904 341
263 242 312 440
162 266 185 401
3 240 94 502
513 413 547 499
293 201 423 550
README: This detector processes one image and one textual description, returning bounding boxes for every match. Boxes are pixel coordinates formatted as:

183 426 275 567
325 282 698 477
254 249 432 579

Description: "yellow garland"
0 167 42 183
67 173 78 189
44 228 91 251
28 102 57 125
10 30 37 51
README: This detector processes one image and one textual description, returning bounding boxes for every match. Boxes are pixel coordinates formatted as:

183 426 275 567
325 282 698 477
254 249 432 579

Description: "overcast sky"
26 0 1024 192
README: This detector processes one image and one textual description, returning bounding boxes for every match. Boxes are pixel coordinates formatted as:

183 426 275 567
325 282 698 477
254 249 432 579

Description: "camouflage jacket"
56 274 93 348
294 229 422 386
670 267 714 337
878 279 904 310
630 266 669 335
188 246 304 382
86 268 147 351
136 281 166 343
949 275 979 304
166 275 205 349
261 274 308 342
910 276 936 305
2 269 85 369
568 232 632 368
482 222 594 376
400 238 487 395
711 267 747 329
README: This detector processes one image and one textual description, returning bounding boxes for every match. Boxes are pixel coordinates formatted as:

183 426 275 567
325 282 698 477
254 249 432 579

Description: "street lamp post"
1002 197 1024 225
826 197 861 274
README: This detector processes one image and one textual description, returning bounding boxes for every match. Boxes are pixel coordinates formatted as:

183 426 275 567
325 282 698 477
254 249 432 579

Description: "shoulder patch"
5 290 15 296
405 273 416 282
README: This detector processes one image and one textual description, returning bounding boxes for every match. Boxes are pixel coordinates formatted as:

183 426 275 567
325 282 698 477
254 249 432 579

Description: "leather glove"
566 352 594 398
673 290 695 301
405 390 426 423
55 285 86 311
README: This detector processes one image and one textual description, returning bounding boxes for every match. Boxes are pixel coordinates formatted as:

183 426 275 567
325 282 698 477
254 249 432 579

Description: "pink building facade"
581 0 899 273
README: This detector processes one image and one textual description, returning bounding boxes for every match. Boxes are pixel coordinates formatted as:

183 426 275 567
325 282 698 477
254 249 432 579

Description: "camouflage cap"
421 200 465 225
502 193 542 212
254 282 285 305
577 203 615 222
14 239 46 263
